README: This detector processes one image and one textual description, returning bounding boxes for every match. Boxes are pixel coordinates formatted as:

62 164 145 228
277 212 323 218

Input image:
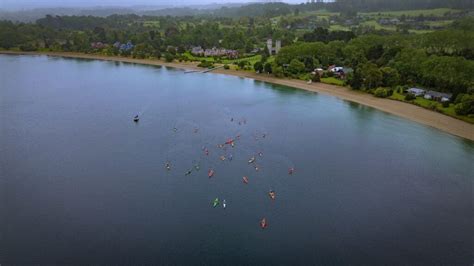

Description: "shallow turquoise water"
1 55 473 264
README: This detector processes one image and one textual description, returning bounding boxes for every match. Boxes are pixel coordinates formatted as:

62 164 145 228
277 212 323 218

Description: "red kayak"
242 176 249 184
225 138 234 145
260 218 267 229
288 167 295 175
208 169 214 178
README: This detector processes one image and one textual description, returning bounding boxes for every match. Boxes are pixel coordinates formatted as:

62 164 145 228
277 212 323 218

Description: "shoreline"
2 50 473 141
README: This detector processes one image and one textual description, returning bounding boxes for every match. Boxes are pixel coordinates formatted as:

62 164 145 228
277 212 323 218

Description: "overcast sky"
1 0 307 10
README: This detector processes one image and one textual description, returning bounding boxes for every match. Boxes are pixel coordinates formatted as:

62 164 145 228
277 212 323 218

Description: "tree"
454 94 474 115
360 62 383 89
264 62 272 74
288 59 305 75
347 69 363 90
254 61 263 73
164 53 175 62
381 67 400 88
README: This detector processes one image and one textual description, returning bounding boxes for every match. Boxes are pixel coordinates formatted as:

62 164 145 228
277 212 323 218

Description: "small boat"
165 162 171 171
133 115 139 122
260 218 267 229
223 200 227 209
208 169 215 178
225 138 234 145
243 176 249 184
288 167 295 175
185 170 192 176
248 157 256 164
258 152 263 157
268 190 276 200
220 155 226 161
255 165 259 172
213 198 220 208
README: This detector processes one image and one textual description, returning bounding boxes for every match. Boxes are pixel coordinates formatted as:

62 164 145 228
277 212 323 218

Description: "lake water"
1 55 473 265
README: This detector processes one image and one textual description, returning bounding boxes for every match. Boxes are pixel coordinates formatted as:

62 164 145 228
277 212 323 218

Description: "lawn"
321 77 344 86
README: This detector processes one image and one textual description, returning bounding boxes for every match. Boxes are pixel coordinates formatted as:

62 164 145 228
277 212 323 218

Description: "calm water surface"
1 55 473 265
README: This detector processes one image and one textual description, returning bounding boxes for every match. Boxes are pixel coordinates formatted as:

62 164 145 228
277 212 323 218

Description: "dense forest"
0 1 473 117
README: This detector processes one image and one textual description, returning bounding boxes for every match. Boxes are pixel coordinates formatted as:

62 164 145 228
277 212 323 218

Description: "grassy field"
321 77 345 86
182 52 262 66
360 8 460 18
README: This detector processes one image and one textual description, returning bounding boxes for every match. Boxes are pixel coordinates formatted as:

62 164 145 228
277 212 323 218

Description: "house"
424 91 452 102
266 39 281 55
407 88 426 96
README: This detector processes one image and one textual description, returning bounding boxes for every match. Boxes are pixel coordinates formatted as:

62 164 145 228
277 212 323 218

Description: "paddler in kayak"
223 199 226 209
260 218 267 229
228 154 233 161
194 163 200 171
242 176 249 184
165 162 171 171
208 169 215 178
185 169 192 176
248 156 256 164
133 115 139 122
213 198 220 208
268 190 276 200
288 167 295 175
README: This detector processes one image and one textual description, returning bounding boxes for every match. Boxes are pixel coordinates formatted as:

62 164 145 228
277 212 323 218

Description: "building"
407 88 426 97
266 39 282 55
424 91 452 102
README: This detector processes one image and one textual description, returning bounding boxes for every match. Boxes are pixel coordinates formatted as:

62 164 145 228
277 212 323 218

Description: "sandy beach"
2 50 473 141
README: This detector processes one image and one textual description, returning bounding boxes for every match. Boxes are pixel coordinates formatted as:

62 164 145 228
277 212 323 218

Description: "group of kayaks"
136 115 297 230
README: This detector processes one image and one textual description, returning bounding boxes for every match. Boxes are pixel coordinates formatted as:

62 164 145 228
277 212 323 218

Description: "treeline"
272 21 474 96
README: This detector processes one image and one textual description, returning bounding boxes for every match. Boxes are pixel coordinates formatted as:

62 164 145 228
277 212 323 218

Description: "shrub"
311 74 320 82
197 60 214 68
374 88 389 98
442 101 450 108
223 64 230 70
405 93 416 101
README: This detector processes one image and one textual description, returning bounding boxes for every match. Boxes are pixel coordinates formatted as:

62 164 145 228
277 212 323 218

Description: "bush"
223 64 230 70
374 88 389 98
405 93 416 101
427 102 438 110
197 60 214 68
442 101 450 108
164 53 175 62
311 74 320 82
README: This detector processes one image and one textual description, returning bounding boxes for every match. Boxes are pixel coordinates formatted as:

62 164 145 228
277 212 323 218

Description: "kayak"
185 170 192 176
133 115 139 122
223 200 227 209
208 169 215 178
243 176 249 184
220 155 226 161
225 139 234 144
213 198 219 208
165 162 171 171
269 190 276 200
248 157 255 164
288 167 295 175
260 218 267 229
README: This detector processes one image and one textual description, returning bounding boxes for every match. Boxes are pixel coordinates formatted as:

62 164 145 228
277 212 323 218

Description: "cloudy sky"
1 0 307 10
